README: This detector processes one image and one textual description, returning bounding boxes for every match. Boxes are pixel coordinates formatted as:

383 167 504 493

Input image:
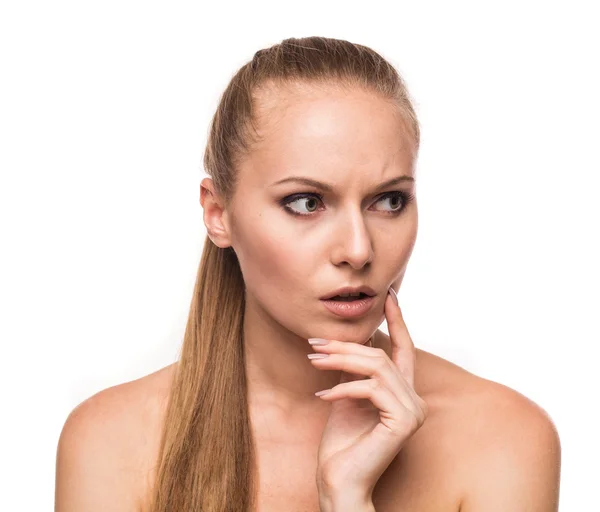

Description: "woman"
55 36 561 511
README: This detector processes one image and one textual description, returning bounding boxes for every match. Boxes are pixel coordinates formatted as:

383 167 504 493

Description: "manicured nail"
307 353 329 359
315 389 332 396
308 338 329 345
388 287 398 306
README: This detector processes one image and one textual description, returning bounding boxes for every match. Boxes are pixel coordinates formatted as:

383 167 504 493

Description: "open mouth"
324 293 369 302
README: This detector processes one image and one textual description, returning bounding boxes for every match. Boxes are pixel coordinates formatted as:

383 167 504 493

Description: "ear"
200 177 233 249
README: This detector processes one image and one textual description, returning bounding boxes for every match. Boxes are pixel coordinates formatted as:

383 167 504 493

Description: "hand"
308 287 429 501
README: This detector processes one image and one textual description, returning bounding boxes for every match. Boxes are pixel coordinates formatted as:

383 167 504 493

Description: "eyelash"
279 191 414 217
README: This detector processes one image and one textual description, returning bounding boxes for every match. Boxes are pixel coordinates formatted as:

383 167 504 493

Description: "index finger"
385 287 416 388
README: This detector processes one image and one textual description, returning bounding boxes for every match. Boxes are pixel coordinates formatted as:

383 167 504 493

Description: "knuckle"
392 413 419 436
374 356 388 371
374 347 387 358
368 378 382 391
405 411 421 431
419 397 429 417
411 402 428 425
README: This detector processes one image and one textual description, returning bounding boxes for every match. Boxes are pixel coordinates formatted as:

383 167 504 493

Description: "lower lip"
320 295 376 318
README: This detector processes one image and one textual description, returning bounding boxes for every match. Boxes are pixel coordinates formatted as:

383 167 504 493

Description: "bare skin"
55 333 557 512
55 331 560 511
55 84 560 511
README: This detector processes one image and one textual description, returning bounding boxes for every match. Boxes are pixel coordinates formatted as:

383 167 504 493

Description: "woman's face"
207 84 418 344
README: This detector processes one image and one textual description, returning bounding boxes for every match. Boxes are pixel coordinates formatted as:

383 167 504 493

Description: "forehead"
242 83 416 187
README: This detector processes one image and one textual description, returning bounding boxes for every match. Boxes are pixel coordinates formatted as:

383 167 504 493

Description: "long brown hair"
148 36 420 511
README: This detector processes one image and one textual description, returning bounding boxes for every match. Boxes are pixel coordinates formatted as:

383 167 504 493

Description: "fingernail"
315 389 332 396
308 338 329 345
388 287 398 306
307 353 329 359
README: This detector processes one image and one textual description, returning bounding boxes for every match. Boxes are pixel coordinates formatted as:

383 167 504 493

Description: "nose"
330 210 374 268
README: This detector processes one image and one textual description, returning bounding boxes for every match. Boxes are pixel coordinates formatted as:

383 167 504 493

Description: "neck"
242 293 379 417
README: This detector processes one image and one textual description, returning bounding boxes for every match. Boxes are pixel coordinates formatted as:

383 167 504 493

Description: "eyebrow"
270 175 415 193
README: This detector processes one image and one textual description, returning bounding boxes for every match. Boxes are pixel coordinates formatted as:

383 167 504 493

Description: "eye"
280 191 413 217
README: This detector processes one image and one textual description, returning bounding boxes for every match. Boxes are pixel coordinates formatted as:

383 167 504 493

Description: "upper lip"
320 285 377 300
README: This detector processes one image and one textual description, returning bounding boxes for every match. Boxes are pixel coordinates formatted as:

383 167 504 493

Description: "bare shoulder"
415 348 561 511
55 363 177 511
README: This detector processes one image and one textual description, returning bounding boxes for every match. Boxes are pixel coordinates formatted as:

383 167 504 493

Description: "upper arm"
459 386 561 511
55 387 142 512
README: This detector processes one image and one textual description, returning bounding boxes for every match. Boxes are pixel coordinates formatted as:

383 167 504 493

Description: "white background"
1 1 598 510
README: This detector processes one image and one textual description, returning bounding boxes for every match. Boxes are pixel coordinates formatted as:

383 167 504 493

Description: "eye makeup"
279 190 415 217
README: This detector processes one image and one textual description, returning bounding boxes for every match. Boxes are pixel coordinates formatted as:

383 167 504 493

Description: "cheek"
233 216 311 299
383 223 417 282
238 231 319 326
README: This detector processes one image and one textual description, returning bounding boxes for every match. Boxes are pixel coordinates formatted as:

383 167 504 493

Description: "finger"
308 336 379 357
309 334 375 350
316 379 426 433
385 287 416 388
309 352 418 412
308 336 381 385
